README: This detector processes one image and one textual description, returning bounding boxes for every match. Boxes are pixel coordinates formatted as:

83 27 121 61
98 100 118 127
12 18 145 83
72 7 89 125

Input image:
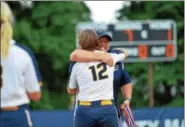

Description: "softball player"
70 30 134 126
67 29 128 127
0 2 42 127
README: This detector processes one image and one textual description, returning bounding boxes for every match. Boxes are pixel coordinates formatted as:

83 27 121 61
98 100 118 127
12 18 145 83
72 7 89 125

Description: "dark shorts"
0 104 33 127
74 100 119 127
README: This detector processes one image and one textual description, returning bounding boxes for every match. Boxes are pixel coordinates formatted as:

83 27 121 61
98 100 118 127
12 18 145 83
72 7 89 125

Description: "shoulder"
13 42 39 68
107 48 123 54
10 40 35 62
122 69 129 75
121 69 131 80
69 62 77 69
14 42 35 58
12 41 42 82
69 62 78 73
121 69 131 83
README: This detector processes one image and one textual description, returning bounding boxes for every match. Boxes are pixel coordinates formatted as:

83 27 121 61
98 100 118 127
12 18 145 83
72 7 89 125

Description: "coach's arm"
121 83 132 102
120 70 133 110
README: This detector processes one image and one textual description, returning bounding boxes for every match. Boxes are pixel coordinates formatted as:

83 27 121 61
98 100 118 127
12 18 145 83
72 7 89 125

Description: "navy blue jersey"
108 48 131 116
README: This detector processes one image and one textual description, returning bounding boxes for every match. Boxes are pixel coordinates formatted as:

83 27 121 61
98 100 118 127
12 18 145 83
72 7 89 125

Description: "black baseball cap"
96 30 112 41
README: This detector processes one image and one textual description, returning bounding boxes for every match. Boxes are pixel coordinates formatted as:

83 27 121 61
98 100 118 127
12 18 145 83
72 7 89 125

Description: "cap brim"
99 35 112 41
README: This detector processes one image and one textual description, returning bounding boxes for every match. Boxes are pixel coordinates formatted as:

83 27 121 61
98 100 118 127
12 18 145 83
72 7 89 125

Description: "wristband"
124 98 131 103
124 100 131 105
125 98 131 101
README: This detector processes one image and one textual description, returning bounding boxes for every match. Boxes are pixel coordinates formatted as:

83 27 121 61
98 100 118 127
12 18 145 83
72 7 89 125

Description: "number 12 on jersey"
89 63 108 81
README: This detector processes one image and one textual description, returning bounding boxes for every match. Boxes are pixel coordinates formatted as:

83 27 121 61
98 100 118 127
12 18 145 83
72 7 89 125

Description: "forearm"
113 50 128 64
69 95 75 110
67 88 79 95
27 92 41 101
70 49 101 62
119 49 128 58
120 83 133 111
121 83 133 99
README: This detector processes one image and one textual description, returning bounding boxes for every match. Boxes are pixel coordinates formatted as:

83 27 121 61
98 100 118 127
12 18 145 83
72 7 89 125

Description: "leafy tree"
7 1 91 109
117 1 184 107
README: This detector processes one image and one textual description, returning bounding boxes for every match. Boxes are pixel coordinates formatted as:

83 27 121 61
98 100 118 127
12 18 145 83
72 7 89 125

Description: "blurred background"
6 1 184 127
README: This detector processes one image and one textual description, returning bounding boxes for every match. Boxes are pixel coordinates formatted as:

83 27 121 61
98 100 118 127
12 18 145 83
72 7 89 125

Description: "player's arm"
111 50 128 65
67 63 78 95
67 84 78 95
67 89 78 95
68 95 75 110
70 49 113 66
24 53 42 102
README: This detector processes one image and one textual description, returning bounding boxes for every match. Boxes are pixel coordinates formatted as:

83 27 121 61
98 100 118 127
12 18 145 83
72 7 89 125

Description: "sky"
84 1 125 24
19 1 125 23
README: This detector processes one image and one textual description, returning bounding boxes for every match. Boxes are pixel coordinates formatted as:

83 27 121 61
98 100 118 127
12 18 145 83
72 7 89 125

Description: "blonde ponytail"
1 22 13 59
1 2 14 59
